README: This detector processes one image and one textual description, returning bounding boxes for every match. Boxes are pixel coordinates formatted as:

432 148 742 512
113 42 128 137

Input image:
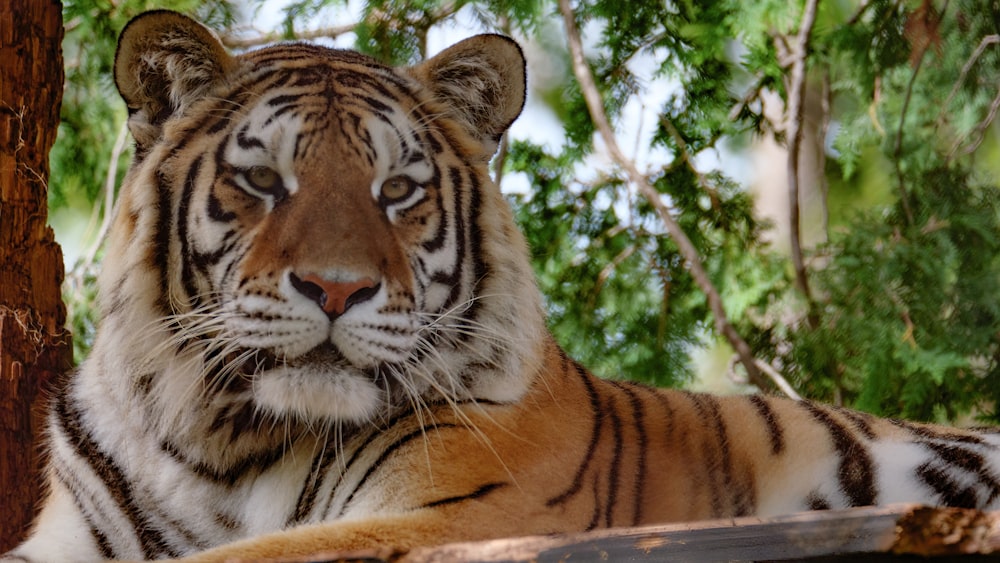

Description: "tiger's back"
152 339 1000 561
6 10 1000 563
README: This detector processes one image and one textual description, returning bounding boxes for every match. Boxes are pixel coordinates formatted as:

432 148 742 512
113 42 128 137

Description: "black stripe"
921 441 1000 504
360 95 393 114
207 181 237 221
313 399 501 520
585 476 602 531
234 123 266 150
149 504 208 552
206 396 269 443
466 171 487 324
158 437 286 487
923 442 988 476
892 419 986 445
269 101 306 122
205 107 235 135
435 166 469 313
423 121 443 154
337 423 458 517
835 406 877 440
603 400 624 527
265 93 306 109
214 510 241 531
192 229 241 274
803 401 877 507
166 84 266 154
51 464 115 558
748 395 784 455
177 154 203 308
54 388 176 558
916 462 979 508
609 381 648 525
315 426 379 521
289 441 335 525
288 68 324 88
420 165 449 253
151 168 174 317
689 394 753 517
420 482 507 509
547 362 603 507
367 77 410 102
806 491 832 510
294 119 329 160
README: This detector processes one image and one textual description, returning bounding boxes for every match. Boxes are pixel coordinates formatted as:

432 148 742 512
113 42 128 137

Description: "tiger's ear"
114 10 236 153
409 34 526 157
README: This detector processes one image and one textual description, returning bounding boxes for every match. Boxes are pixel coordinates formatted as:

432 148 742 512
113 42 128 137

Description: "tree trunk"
0 0 70 552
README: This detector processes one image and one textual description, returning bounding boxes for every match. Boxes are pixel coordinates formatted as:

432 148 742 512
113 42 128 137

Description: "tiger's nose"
290 273 380 319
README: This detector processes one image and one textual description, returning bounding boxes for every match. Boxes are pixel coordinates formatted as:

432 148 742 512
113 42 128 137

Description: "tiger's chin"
252 345 388 424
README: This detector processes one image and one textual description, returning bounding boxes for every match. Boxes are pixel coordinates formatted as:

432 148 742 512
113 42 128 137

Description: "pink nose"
293 274 379 316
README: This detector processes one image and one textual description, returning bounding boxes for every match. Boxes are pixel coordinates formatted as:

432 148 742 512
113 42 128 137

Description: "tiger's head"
101 11 545 429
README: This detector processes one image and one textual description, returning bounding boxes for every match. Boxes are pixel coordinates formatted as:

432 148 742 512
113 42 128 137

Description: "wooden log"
275 505 1000 562
0 0 70 552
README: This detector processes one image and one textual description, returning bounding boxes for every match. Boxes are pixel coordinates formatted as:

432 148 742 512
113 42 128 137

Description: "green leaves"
52 0 1000 421
783 165 1000 422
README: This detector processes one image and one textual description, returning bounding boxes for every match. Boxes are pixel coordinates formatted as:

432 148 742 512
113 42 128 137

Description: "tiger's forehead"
218 46 436 191
238 43 419 103
224 92 431 178
220 44 432 155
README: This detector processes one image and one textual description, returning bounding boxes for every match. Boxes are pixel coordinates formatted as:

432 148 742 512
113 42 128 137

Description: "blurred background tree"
55 0 1000 423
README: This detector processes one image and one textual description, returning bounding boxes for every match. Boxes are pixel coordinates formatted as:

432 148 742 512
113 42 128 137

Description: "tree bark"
0 0 70 552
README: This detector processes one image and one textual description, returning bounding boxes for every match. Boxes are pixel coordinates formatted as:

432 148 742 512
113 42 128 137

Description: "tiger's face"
104 12 544 428
201 57 449 424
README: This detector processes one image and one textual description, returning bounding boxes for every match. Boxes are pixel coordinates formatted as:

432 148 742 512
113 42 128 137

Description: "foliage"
52 0 1000 422
57 0 239 363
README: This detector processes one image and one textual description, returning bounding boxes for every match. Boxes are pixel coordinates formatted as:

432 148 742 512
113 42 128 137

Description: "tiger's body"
7 10 1000 562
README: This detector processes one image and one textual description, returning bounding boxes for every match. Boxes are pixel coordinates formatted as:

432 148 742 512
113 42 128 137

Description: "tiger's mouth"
243 341 394 424
286 342 352 370
250 341 385 383
213 342 351 376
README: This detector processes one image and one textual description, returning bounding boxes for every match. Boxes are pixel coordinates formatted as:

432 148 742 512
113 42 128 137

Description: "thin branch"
847 0 874 25
83 121 129 267
948 85 1000 160
753 359 803 401
587 244 639 311
557 0 789 396
221 23 358 50
493 133 509 187
936 34 999 127
222 1 461 51
728 356 803 401
784 0 820 305
892 0 950 226
891 48 925 228
818 71 832 244
727 81 764 123
659 116 721 211
492 15 512 188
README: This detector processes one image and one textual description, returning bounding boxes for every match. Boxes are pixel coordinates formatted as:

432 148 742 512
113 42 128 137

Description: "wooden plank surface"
276 504 1000 562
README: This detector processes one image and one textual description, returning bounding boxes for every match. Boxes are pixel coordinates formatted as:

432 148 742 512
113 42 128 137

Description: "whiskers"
363 293 525 477
415 292 524 352
403 97 449 138
130 293 256 420
122 275 525 485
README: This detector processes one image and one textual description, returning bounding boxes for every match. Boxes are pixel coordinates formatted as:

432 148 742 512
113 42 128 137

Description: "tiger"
6 9 1000 563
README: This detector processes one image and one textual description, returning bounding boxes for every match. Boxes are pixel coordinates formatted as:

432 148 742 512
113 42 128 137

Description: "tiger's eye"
381 176 415 201
247 166 281 192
